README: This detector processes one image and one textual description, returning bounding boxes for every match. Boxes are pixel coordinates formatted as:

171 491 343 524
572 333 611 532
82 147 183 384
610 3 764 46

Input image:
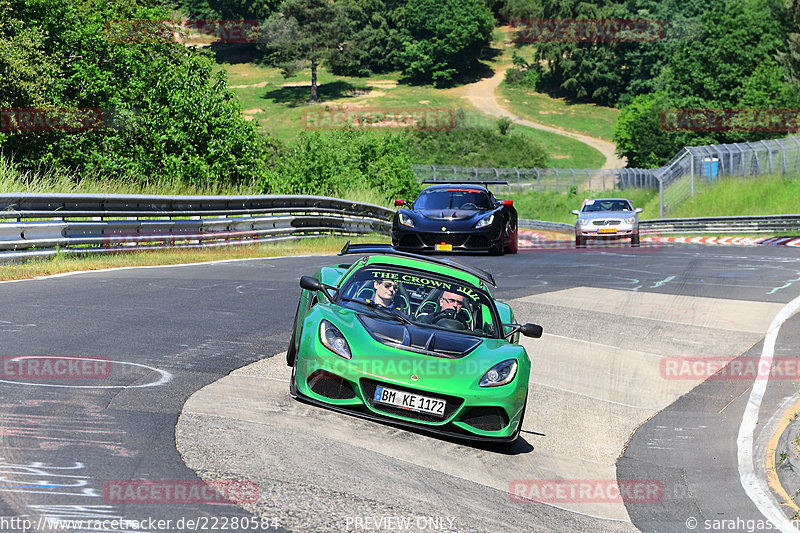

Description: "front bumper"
392 226 502 253
292 343 527 441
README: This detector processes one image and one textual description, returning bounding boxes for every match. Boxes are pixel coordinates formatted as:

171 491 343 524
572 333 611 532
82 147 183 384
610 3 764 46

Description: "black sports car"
392 181 518 255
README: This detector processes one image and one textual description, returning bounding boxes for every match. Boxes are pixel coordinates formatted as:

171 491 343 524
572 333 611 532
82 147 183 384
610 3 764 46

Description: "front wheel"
575 235 585 248
631 233 640 247
286 300 301 367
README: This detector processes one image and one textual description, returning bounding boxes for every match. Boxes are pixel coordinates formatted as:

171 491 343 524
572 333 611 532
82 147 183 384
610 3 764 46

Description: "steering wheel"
433 308 467 330
461 203 478 210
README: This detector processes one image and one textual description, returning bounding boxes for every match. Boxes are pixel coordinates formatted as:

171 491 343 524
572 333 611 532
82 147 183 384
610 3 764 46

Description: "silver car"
572 198 643 247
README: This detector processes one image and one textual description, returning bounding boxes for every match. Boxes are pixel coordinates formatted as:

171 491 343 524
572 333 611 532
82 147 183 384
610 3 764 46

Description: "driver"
420 291 468 328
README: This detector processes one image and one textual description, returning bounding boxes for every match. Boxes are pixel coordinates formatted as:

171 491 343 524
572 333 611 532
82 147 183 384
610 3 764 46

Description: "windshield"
581 199 633 212
413 188 494 210
338 266 501 337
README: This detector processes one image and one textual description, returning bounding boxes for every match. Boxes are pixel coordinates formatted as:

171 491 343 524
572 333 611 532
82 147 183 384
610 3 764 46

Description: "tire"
286 300 301 367
631 233 640 247
506 227 519 254
575 235 585 248
490 231 505 256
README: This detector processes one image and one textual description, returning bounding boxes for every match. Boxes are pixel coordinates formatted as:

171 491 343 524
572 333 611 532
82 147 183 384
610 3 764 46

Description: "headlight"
623 217 636 224
398 213 415 228
475 214 494 229
577 217 590 225
479 359 518 387
319 320 351 359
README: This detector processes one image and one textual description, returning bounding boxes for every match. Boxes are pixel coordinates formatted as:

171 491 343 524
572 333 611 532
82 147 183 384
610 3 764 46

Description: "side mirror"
519 323 543 338
571 209 580 216
394 199 405 207
502 200 513 206
502 322 543 340
300 275 324 292
635 207 643 213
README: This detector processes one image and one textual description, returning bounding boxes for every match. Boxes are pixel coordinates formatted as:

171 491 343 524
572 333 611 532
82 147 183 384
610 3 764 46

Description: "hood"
579 211 636 220
417 208 485 221
358 314 481 358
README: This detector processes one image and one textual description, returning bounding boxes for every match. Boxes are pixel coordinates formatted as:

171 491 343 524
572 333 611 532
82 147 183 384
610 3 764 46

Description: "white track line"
737 294 800 531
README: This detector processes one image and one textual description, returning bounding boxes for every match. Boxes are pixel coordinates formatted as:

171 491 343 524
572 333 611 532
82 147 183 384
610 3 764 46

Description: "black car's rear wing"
337 242 497 287
421 180 509 187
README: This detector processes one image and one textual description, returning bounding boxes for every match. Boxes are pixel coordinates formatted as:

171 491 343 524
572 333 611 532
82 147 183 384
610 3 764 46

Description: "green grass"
666 174 800 218
507 172 800 222
214 46 606 168
497 82 620 142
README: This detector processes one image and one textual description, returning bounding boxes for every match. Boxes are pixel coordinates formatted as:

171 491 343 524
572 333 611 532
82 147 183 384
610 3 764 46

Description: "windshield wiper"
340 297 412 325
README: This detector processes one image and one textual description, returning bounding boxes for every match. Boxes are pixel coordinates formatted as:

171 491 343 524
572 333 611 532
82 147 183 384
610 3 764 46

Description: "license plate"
598 228 617 234
435 243 452 251
373 386 446 417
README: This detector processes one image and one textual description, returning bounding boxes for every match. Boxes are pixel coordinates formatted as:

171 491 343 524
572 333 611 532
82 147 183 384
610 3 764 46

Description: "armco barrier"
0 193 394 261
520 215 800 234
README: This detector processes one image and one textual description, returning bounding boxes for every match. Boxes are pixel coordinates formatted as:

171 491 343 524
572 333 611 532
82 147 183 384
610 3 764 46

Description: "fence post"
690 149 695 197
602 169 606 189
570 168 576 188
431 164 436 180
452 166 456 180
555 168 559 192
536 169 540 193
761 140 773 175
775 139 786 176
515 168 520 192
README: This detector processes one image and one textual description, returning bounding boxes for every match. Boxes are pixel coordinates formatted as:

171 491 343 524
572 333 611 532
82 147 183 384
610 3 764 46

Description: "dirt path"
463 69 626 170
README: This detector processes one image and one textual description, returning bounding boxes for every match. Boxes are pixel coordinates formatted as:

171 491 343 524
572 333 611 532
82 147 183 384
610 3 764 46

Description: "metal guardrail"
520 215 800 235
0 193 394 260
639 214 800 234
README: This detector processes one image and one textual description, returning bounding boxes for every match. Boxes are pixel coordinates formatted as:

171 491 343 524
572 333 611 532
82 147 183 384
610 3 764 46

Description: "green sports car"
286 243 543 444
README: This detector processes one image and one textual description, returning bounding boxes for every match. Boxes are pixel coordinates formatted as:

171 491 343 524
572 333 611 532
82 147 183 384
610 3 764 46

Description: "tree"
782 0 800 87
181 0 280 20
397 0 494 85
0 0 274 186
258 0 347 102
